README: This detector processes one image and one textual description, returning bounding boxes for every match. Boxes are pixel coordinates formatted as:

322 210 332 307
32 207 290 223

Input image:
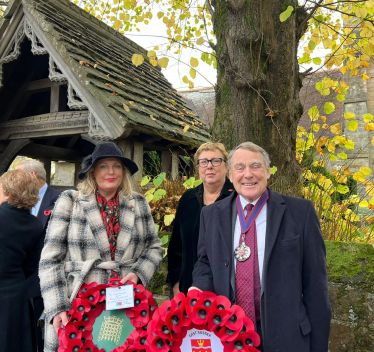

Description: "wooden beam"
133 141 143 183
20 143 85 162
25 78 66 92
0 139 31 174
66 135 80 149
81 134 102 146
161 151 172 174
50 83 60 113
117 140 133 159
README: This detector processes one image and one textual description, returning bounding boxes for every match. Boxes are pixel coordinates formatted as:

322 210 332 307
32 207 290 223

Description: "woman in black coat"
0 169 43 352
167 142 233 295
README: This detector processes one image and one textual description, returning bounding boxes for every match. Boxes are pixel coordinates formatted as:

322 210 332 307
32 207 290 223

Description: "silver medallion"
234 235 251 261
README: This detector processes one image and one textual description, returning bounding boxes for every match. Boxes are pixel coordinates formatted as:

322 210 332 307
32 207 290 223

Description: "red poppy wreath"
146 290 261 352
58 278 156 352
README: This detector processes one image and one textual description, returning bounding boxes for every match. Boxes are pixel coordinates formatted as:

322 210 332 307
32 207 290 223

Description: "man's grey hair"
228 142 271 168
18 160 47 182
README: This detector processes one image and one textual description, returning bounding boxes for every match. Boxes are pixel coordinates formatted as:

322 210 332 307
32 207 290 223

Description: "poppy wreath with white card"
57 278 156 352
146 290 260 352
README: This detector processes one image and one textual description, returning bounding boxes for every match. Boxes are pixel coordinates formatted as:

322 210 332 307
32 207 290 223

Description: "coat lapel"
116 193 135 261
216 191 236 256
79 193 111 260
262 189 286 291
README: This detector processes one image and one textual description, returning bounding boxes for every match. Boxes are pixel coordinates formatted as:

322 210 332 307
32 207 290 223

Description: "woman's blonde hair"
77 162 133 197
0 169 39 210
194 142 229 165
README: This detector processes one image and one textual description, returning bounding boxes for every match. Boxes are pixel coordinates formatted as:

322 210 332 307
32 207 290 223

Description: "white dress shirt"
31 182 48 217
234 194 267 285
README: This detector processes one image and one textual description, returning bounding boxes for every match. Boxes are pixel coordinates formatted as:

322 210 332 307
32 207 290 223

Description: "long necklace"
234 189 269 261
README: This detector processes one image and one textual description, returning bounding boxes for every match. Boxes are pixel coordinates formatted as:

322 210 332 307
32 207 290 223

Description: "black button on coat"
167 178 233 294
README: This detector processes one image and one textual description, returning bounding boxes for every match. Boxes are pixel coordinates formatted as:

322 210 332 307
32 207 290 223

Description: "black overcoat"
167 178 233 294
192 189 331 352
0 202 43 352
26 185 61 298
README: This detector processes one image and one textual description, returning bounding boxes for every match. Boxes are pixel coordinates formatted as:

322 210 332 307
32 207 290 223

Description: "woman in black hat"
39 142 163 352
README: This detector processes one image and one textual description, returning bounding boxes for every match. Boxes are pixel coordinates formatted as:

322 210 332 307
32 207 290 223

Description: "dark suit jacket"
167 179 233 294
192 189 331 352
26 185 61 298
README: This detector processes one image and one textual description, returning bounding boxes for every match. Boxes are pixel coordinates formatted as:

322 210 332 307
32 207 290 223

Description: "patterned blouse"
96 190 120 277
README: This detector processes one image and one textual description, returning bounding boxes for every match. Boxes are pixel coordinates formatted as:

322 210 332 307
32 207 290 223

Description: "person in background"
18 160 61 351
0 169 43 352
191 142 331 352
39 142 163 352
167 142 233 296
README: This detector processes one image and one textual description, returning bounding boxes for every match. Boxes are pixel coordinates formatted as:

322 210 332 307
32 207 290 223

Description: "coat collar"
78 191 135 261
190 178 234 207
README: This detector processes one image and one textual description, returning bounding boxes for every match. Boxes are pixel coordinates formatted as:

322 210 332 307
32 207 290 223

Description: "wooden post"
161 150 172 175
133 141 144 182
171 152 179 180
50 83 60 113
117 140 133 159
40 158 52 185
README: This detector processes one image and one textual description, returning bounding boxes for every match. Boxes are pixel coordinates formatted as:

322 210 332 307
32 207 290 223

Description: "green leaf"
153 189 167 202
194 179 203 187
347 120 359 131
141 175 151 187
153 172 166 188
279 6 294 22
308 40 316 51
324 102 335 114
183 177 196 189
337 94 345 102
338 152 347 159
160 234 169 245
308 106 320 121
164 214 175 226
145 188 156 196
313 57 322 65
155 224 160 232
337 185 349 194
329 154 337 161
270 166 278 175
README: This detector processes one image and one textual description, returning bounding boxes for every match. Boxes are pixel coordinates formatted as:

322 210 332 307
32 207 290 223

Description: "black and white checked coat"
39 190 163 352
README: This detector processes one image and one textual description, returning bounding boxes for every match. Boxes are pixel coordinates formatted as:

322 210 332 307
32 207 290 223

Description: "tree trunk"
212 0 307 194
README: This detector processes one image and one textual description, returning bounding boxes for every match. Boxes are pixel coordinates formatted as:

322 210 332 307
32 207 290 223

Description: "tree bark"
212 0 307 194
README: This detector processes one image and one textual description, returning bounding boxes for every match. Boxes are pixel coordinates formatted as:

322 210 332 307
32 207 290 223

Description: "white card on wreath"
106 285 134 310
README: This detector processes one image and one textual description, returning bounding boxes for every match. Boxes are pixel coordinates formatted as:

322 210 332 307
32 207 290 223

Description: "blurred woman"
0 170 43 352
39 142 163 352
167 142 233 295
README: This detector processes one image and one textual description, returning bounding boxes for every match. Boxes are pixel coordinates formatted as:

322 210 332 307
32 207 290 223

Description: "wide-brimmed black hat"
78 142 138 180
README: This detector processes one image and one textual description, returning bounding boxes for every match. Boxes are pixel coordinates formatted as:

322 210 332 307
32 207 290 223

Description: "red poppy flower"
216 325 241 342
147 332 169 352
77 283 97 298
225 305 245 331
189 291 216 326
240 317 255 334
44 209 51 216
72 298 91 315
185 289 202 317
61 325 83 348
82 289 100 305
108 278 123 286
223 330 261 352
93 284 107 302
88 303 104 319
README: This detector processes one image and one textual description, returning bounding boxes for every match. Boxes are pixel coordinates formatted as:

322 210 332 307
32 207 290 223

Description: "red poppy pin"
44 209 51 216
229 189 233 192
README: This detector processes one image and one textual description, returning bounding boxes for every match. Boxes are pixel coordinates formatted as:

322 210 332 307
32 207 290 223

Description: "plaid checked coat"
39 189 163 352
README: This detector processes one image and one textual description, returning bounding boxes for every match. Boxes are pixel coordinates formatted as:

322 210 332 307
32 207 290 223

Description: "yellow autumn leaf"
372 136 374 146
190 57 199 68
363 113 373 123
340 66 348 74
347 120 358 131
361 73 370 80
356 7 368 18
308 106 319 121
164 214 175 226
196 37 204 45
150 115 156 121
345 140 355 149
338 152 347 159
353 172 366 182
120 13 130 21
359 200 369 208
330 123 341 134
157 11 164 19
123 103 130 112
364 123 374 131
344 112 355 120
132 53 144 67
189 80 194 89
158 57 169 68
366 186 374 197
322 124 329 129
183 125 190 133
113 20 122 29
360 166 372 176
147 50 156 59
350 68 359 77
182 75 189 84
321 116 327 123
190 68 196 79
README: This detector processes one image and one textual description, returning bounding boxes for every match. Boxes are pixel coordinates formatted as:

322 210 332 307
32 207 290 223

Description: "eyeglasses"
197 158 225 167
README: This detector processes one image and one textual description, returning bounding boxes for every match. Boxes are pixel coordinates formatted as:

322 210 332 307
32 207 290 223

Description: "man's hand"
188 286 202 292
173 282 180 297
53 311 68 333
120 272 139 284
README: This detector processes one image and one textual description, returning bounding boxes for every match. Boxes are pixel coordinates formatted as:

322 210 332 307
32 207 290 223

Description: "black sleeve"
22 221 43 279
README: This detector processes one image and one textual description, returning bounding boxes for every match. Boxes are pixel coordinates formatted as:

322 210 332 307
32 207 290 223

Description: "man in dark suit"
191 142 331 352
18 160 61 352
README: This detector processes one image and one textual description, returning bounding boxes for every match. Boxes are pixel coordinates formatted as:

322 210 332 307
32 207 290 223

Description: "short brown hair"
0 169 39 210
194 142 229 164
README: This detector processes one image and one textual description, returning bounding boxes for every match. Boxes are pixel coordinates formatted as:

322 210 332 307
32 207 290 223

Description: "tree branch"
298 0 323 34
205 0 215 19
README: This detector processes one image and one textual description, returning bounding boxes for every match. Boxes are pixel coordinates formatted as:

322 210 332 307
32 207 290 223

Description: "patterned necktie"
235 203 261 327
